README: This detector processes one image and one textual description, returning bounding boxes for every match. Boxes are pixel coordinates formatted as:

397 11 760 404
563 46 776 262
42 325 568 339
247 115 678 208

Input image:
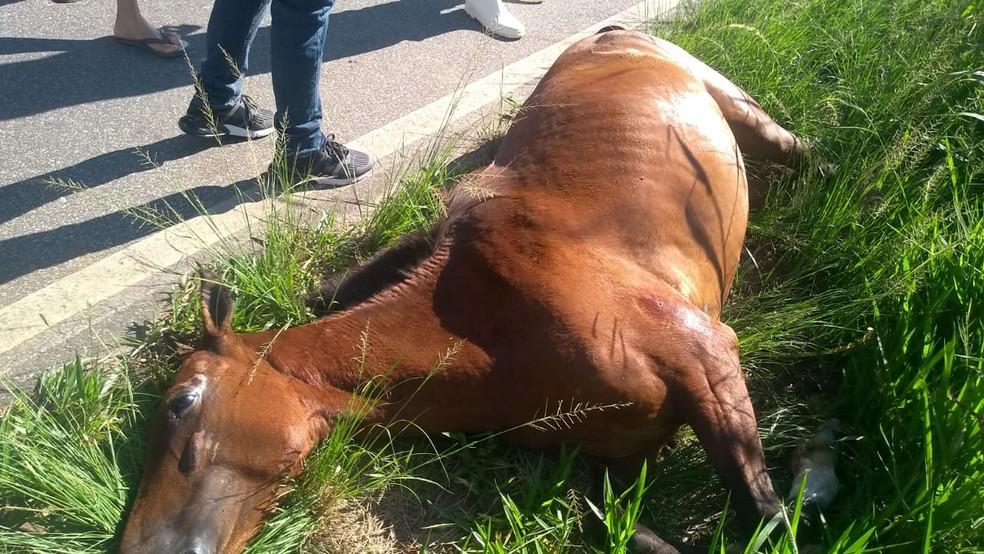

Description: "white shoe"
464 0 526 39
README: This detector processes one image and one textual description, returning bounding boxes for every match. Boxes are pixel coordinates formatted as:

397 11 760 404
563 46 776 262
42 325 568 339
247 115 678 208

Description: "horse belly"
502 406 680 459
492 308 679 457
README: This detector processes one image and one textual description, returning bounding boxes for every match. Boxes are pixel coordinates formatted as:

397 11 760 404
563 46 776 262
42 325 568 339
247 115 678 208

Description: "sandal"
113 28 187 59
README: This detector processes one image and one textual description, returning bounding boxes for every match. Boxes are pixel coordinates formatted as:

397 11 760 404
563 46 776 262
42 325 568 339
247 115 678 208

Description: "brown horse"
119 29 807 553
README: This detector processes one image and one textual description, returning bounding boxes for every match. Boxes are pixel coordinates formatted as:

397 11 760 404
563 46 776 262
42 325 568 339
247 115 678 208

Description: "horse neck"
241 250 476 420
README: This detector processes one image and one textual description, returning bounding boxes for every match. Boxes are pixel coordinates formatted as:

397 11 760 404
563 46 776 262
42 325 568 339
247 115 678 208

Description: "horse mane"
308 224 442 315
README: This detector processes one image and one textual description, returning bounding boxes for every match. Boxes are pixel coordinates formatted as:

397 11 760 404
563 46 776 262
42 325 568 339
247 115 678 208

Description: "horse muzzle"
118 524 220 554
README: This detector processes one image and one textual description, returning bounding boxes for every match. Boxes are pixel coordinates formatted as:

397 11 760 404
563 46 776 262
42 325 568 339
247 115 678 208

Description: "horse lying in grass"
120 29 808 554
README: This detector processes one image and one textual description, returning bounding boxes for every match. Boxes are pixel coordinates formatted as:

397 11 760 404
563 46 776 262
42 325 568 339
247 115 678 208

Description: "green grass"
654 0 984 551
3 0 983 551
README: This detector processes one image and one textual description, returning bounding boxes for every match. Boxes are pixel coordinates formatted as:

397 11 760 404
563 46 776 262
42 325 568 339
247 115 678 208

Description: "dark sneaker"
178 94 274 139
274 136 374 187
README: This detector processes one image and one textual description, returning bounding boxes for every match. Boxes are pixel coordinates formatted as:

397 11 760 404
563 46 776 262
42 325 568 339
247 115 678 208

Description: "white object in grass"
787 418 841 510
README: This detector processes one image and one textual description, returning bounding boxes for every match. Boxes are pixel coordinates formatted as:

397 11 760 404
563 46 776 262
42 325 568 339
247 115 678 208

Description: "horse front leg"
673 324 781 533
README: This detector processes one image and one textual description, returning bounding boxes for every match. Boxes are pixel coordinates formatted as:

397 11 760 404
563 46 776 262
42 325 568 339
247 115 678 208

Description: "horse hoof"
628 523 698 554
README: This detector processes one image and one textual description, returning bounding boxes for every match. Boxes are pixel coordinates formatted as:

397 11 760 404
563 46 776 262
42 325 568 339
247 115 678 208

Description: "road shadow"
0 175 264 286
0 124 505 287
0 134 213 226
0 0 484 121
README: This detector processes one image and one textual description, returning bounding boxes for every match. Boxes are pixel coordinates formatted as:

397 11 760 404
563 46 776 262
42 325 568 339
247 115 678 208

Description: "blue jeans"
199 0 335 156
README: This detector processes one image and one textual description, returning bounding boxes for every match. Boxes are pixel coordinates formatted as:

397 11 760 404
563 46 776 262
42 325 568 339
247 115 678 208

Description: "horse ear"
198 267 234 339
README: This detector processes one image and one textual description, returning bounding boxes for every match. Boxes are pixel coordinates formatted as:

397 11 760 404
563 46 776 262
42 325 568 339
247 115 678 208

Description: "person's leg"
113 0 183 57
179 0 276 139
269 0 373 186
199 0 271 110
269 0 332 156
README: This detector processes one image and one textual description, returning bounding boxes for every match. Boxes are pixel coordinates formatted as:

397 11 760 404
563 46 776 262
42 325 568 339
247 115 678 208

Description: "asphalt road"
0 0 650 389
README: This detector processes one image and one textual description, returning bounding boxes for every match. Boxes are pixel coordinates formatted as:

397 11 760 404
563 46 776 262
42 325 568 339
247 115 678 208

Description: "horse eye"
169 393 198 417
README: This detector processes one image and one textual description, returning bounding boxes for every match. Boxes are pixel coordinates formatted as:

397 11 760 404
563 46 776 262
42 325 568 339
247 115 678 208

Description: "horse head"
119 272 328 554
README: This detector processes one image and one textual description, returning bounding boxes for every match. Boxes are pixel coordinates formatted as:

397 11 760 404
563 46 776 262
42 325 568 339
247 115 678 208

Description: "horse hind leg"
701 73 811 209
651 37 811 207
702 69 807 169
653 37 807 166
